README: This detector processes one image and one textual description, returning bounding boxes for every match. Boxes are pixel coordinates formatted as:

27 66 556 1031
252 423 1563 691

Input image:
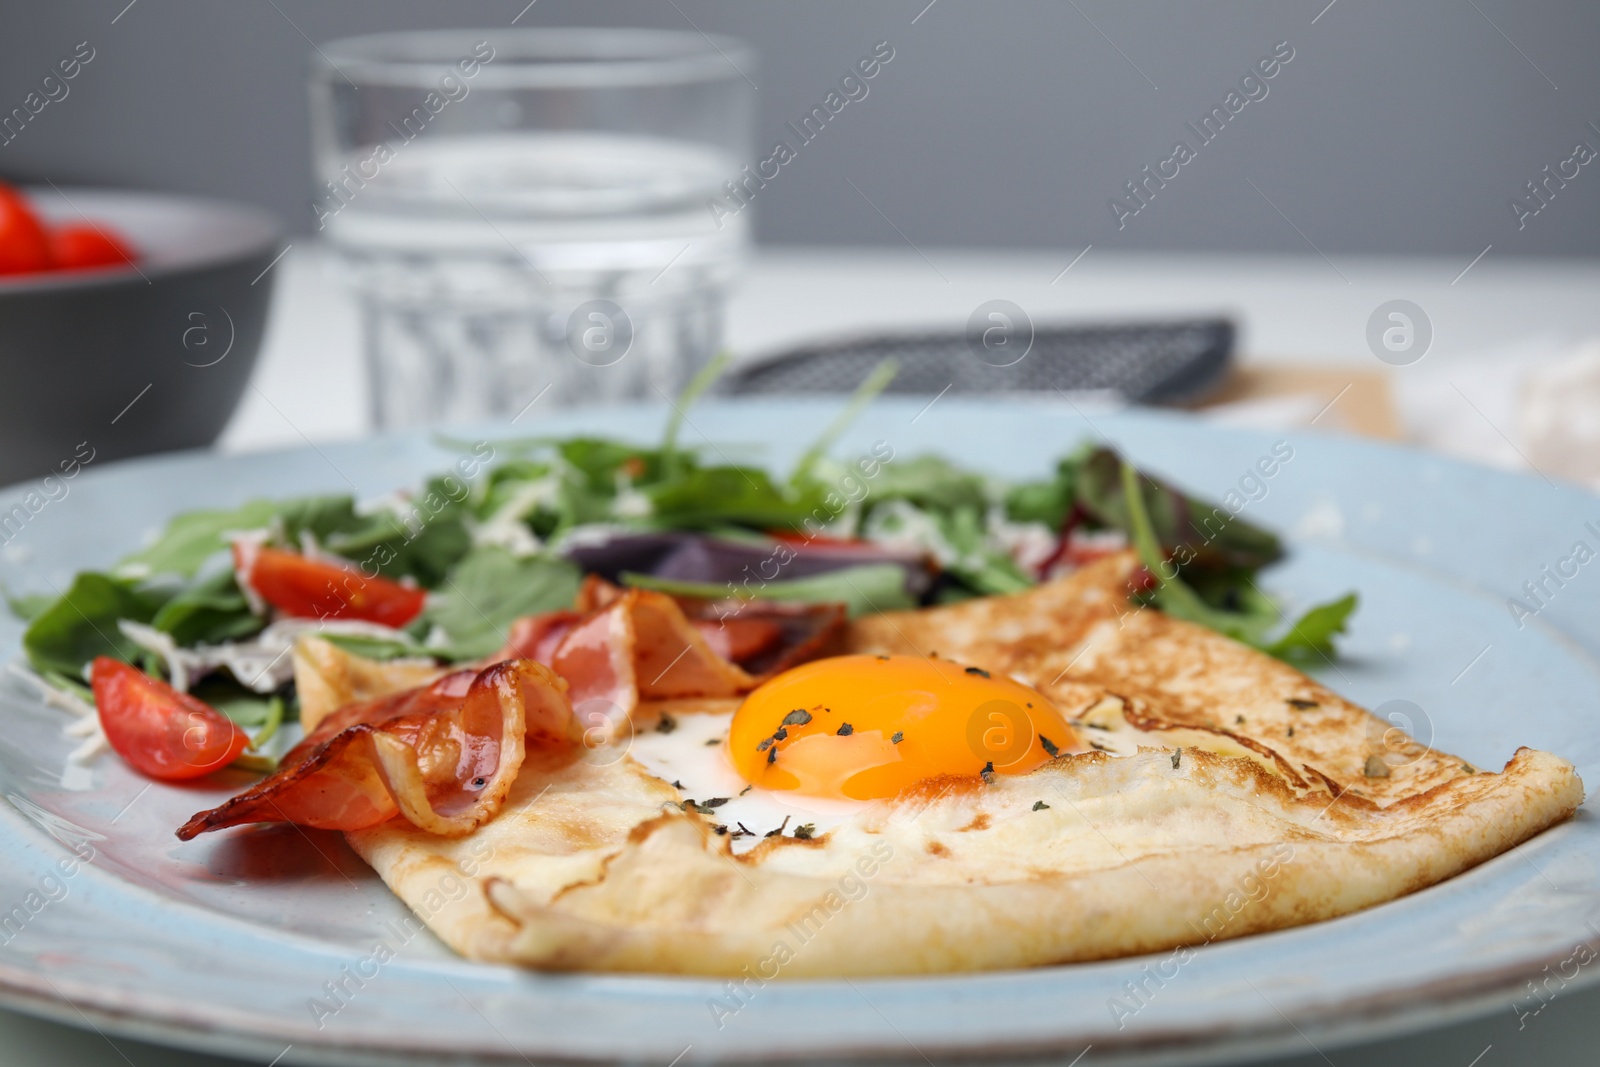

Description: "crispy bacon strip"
546 599 639 721
501 579 846 724
176 660 577 840
572 574 844 673
630 589 758 699
697 617 783 662
678 599 846 678
573 574 624 613
587 576 845 677
501 588 758 725
573 573 844 676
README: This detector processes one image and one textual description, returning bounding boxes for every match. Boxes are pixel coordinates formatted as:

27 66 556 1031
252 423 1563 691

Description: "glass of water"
308 29 754 427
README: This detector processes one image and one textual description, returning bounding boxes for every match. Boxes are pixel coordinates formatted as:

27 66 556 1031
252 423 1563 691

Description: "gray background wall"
1 0 1596 256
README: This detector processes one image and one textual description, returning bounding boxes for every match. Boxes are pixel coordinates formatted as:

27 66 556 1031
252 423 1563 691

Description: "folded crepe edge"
449 746 1582 976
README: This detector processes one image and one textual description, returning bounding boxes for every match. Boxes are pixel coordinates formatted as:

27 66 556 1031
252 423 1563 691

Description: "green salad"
7 360 1356 740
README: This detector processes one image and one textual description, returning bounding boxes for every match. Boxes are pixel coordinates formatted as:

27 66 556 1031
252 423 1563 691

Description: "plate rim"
1 399 1595 1066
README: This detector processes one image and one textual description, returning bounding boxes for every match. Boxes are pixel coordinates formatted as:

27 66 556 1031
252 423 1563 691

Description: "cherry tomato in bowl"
0 181 141 276
49 223 138 272
0 184 278 487
90 657 250 781
233 543 427 628
0 186 51 275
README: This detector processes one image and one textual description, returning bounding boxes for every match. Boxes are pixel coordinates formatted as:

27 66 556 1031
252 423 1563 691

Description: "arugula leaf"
1004 479 1070 529
147 568 263 648
22 572 167 677
1078 448 1282 571
1119 460 1355 659
251 695 287 749
39 669 92 700
933 584 983 605
192 679 283 728
647 467 821 530
3 588 55 623
421 548 582 659
1003 451 1091 529
556 441 670 494
623 563 915 618
483 457 555 494
272 496 369 547
193 685 287 773
113 489 474 587
118 495 365 578
477 448 650 539
118 499 284 577
934 506 1033 595
320 632 432 662
857 497 1026 599
791 359 898 485
24 563 262 678
662 351 732 479
1118 460 1260 639
1266 593 1359 664
322 483 473 586
866 455 989 515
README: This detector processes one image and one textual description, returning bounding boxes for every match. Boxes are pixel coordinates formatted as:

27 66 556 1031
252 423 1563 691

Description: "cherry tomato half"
233 543 426 628
0 186 50 276
49 224 138 272
91 657 250 781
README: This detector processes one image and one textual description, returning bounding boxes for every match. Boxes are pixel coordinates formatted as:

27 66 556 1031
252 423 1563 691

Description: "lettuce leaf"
1267 593 1359 664
1118 459 1355 662
118 499 287 578
622 563 916 618
146 567 263 648
1078 447 1282 571
646 467 823 531
22 572 166 677
420 548 582 659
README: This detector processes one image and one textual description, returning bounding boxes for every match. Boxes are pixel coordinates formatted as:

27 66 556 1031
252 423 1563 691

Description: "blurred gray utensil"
724 317 1233 403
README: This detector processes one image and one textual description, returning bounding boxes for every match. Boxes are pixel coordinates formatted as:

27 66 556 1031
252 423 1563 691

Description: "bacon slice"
573 573 625 613
501 579 846 727
501 588 758 729
696 617 783 662
630 589 758 698
176 660 576 840
597 576 846 678
573 571 842 671
544 599 639 723
678 599 846 679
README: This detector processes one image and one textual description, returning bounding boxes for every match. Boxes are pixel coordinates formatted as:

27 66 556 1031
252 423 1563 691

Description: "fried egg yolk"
727 654 1075 801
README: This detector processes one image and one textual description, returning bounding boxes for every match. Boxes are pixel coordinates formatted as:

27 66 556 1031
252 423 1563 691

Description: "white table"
9 247 1600 1066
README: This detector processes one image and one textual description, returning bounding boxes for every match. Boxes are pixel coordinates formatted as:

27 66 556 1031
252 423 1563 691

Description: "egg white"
625 701 869 854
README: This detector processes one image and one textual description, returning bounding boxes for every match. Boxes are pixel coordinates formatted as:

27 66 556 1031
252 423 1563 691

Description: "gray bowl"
0 187 280 485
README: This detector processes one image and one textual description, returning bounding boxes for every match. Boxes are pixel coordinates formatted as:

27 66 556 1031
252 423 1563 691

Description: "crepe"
845 552 1469 803
337 553 1582 975
294 636 446 734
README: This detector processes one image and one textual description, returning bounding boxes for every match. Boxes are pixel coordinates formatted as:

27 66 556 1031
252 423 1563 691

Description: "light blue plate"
0 398 1594 1066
